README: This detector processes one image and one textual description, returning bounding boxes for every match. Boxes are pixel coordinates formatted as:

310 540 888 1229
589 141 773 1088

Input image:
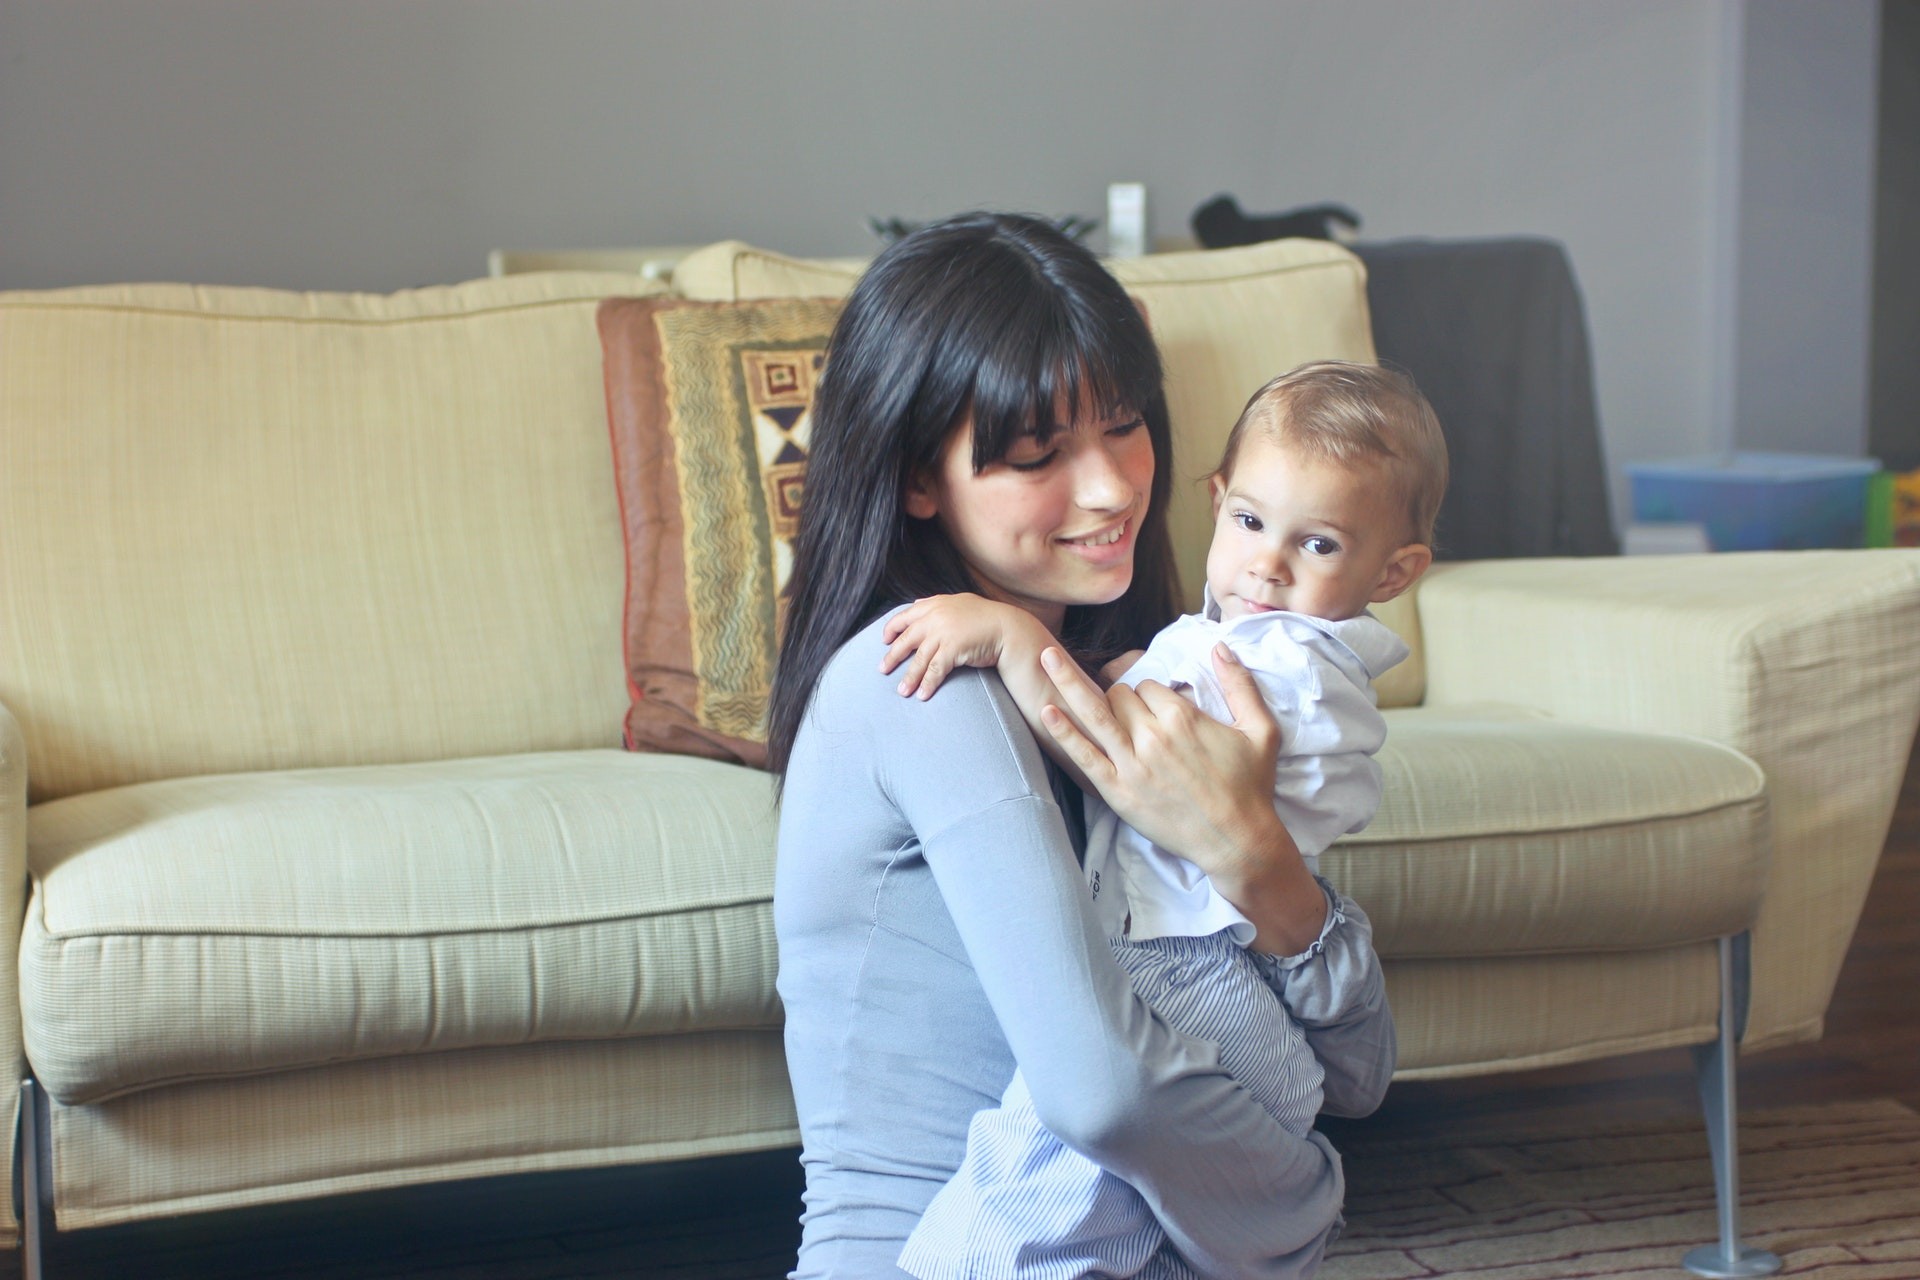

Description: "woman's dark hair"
767 211 1181 779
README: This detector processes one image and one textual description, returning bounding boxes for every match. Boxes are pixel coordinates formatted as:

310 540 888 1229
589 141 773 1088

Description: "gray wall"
1871 0 1920 471
0 1 1885 518
1730 0 1881 457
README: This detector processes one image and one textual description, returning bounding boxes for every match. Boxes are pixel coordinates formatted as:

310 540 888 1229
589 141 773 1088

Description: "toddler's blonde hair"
1216 361 1449 547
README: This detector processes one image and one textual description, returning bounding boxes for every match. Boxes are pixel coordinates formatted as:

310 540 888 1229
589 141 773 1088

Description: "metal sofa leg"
1682 934 1781 1278
19 1078 46 1280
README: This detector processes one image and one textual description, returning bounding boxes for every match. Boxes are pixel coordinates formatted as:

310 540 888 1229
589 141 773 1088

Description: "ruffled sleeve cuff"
1251 878 1346 972
1247 877 1385 1030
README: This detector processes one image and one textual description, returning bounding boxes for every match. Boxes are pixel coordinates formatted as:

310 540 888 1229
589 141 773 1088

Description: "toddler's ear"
1208 473 1227 517
1371 543 1433 603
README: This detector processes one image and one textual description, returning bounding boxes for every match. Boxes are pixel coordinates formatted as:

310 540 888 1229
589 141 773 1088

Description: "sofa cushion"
669 244 870 300
21 707 1766 1105
0 274 658 804
667 238 1425 707
21 751 778 1104
1329 705 1770 958
597 296 843 766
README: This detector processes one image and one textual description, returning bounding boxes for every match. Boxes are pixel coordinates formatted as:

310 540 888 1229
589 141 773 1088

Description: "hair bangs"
964 291 1160 472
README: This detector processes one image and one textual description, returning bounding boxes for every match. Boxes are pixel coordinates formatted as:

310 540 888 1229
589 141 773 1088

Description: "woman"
770 212 1394 1278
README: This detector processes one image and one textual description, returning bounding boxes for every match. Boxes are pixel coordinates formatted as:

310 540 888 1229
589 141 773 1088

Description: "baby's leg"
900 937 1323 1279
898 1069 1161 1280
1109 933 1324 1138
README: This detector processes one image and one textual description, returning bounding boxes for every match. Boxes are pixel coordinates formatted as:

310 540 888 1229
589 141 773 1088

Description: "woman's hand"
1039 642 1329 955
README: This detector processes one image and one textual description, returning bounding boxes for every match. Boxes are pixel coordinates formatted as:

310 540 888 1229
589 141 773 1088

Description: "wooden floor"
13 736 1918 1278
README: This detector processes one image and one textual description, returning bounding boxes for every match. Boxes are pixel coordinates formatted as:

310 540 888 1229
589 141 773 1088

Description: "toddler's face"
1205 435 1428 623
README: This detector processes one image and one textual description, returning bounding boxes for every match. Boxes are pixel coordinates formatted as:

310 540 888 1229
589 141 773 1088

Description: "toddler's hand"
880 593 1019 699
1099 649 1148 688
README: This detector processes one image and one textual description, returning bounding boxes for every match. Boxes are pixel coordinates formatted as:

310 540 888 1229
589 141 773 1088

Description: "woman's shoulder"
810 610 1031 748
817 609 982 712
794 610 1057 826
813 609 909 708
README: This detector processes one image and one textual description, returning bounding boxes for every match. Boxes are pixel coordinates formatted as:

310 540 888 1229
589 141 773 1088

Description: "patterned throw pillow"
598 296 842 767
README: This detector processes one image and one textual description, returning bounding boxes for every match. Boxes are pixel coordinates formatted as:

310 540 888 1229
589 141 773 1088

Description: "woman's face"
905 399 1156 632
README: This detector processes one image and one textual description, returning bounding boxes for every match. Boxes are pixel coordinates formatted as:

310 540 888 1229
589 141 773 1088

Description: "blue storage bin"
1625 452 1880 551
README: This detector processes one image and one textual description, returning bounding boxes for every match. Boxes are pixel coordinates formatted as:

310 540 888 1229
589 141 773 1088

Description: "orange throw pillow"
598 296 843 767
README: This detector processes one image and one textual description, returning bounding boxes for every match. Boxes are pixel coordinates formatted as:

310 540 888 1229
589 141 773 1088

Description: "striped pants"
897 931 1328 1279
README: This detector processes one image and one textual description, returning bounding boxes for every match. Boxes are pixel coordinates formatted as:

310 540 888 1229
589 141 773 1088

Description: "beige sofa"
2 238 1917 1271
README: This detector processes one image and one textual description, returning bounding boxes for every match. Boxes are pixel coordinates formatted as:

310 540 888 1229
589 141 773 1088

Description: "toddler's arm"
1099 649 1147 687
880 594 1096 791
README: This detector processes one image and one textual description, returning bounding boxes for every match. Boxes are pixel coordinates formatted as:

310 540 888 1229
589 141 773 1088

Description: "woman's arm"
872 656 1346 1275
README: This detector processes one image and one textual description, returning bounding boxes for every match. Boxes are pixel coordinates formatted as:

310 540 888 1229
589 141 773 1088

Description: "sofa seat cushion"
1327 706 1770 959
21 750 778 1105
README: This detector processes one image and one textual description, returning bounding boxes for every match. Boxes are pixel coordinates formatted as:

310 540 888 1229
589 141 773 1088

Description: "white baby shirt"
1082 595 1409 945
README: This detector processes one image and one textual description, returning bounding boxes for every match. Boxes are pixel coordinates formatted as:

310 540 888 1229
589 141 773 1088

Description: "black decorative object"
1190 195 1361 248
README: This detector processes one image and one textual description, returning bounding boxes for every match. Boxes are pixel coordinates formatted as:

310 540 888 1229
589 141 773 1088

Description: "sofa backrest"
671 238 1426 708
0 273 659 803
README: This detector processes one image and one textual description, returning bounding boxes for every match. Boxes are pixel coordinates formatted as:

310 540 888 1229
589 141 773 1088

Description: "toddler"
883 361 1448 1280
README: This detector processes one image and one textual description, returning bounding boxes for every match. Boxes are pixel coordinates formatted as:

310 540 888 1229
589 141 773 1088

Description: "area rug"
1324 1098 1920 1278
58 1100 1917 1278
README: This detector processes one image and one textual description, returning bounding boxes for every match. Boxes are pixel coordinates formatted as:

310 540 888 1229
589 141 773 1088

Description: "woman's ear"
903 470 940 520
1370 543 1434 603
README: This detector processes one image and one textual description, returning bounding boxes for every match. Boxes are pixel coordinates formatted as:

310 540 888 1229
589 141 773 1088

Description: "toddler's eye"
1304 536 1340 556
1234 511 1263 533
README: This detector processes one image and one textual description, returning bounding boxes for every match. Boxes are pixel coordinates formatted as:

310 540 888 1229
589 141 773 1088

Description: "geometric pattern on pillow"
597 296 842 766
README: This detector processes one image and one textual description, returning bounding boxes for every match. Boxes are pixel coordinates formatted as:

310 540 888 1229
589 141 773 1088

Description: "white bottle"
1107 183 1147 259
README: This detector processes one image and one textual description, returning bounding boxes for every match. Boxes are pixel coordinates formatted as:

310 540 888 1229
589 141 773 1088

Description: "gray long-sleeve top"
774 616 1396 1278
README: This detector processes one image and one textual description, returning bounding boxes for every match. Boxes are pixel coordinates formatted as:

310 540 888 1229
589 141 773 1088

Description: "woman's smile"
1058 517 1132 555
905 402 1155 629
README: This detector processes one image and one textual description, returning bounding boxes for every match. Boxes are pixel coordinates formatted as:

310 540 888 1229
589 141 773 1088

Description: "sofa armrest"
0 699 26 1240
1415 550 1920 1051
